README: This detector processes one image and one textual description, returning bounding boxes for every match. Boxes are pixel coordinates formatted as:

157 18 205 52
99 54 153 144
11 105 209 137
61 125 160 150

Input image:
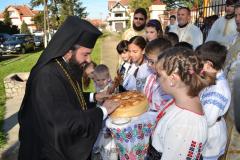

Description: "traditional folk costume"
122 28 145 41
18 17 105 160
149 100 207 160
93 80 118 160
169 23 203 49
119 61 133 80
206 16 237 48
143 74 172 112
123 60 152 92
199 71 231 160
223 33 240 159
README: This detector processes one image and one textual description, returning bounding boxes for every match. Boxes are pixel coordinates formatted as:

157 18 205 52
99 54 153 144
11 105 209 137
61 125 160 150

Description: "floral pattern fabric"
106 112 157 160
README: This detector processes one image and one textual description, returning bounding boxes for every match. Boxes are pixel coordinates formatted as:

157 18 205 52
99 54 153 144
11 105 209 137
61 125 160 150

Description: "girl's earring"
170 82 173 87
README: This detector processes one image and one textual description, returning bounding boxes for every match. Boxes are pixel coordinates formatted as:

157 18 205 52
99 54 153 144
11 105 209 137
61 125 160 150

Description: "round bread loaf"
109 91 148 118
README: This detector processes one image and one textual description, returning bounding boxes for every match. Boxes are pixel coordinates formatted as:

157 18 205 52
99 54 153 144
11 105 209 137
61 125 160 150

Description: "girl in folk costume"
147 47 216 160
145 19 163 42
196 41 231 160
143 38 173 112
123 36 151 91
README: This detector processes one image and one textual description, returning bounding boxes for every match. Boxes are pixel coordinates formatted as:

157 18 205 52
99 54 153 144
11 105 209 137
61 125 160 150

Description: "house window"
115 13 123 17
9 11 14 17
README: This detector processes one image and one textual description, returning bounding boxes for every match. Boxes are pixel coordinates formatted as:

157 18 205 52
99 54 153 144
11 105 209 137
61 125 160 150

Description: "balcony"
107 16 129 22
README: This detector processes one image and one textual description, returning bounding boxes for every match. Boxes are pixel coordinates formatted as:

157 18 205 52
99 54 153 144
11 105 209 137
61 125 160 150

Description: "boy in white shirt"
196 41 231 160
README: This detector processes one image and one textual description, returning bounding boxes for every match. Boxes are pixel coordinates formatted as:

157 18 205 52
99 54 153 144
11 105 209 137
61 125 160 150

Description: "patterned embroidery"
201 92 228 102
110 122 155 160
117 143 148 160
186 141 202 160
201 91 228 110
110 123 153 144
202 99 226 110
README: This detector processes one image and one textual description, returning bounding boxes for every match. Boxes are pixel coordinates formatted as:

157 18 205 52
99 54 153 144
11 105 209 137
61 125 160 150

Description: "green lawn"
0 52 41 146
0 38 102 147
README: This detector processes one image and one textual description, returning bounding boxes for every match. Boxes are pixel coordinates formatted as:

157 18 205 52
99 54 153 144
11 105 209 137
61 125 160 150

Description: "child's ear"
142 49 145 55
170 73 180 87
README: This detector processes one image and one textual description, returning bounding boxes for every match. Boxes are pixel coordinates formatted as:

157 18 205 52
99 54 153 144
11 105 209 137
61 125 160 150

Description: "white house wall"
5 6 37 33
149 5 166 24
107 2 129 32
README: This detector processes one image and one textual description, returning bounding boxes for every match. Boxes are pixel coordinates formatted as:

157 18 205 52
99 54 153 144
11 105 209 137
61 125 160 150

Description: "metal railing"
193 0 226 41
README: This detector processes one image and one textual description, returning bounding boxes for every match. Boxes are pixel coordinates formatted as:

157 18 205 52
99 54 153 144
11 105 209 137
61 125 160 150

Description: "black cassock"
18 16 103 160
18 58 103 160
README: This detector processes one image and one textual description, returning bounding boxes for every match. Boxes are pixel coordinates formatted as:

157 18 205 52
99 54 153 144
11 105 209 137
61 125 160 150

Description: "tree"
129 0 152 13
74 1 88 18
30 0 88 28
162 0 203 9
10 25 20 34
33 11 44 31
21 21 31 34
59 0 88 24
3 9 12 26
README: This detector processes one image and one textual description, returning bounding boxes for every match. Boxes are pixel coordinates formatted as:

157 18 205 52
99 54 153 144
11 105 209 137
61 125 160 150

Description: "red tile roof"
32 10 39 15
108 0 129 10
120 0 129 6
108 0 117 10
15 5 34 16
8 5 39 17
89 19 105 27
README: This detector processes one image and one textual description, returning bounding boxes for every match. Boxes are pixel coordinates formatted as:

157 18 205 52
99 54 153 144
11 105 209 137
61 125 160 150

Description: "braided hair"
158 47 216 97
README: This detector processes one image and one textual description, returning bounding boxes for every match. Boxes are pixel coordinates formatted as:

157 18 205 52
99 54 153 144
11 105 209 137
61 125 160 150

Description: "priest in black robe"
18 16 120 160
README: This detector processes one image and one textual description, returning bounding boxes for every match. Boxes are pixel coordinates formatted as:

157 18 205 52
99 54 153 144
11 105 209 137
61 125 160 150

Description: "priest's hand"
95 91 111 103
102 100 120 114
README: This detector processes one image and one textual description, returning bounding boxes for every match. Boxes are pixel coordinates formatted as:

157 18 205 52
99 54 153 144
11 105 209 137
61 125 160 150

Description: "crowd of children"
81 18 232 160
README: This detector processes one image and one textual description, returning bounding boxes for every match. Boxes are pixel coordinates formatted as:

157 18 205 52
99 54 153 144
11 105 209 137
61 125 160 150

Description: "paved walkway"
0 33 120 160
0 95 23 160
101 33 120 78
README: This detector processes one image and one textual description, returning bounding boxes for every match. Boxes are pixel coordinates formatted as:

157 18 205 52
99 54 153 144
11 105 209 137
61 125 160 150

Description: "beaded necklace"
55 59 87 110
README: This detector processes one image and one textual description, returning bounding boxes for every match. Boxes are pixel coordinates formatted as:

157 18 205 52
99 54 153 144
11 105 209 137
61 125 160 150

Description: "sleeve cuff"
89 93 94 102
99 106 108 120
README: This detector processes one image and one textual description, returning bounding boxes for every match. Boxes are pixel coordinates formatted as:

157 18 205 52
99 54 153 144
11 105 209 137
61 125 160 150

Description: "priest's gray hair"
70 44 81 54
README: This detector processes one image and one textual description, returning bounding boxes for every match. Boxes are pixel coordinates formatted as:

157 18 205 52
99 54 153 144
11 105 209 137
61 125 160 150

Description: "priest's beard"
133 23 145 31
68 55 88 82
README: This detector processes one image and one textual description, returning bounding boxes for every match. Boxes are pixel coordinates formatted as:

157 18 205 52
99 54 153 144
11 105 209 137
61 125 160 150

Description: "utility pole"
44 0 48 48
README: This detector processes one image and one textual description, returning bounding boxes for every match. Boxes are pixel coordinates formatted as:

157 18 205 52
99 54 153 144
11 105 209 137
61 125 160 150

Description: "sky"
0 0 108 19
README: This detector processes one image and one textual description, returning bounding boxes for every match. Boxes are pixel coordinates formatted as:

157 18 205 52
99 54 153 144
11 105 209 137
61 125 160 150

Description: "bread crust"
109 91 148 118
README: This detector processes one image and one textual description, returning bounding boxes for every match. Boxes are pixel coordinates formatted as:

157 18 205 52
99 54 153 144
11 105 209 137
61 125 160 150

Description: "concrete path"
101 33 120 79
0 33 120 160
0 95 23 160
